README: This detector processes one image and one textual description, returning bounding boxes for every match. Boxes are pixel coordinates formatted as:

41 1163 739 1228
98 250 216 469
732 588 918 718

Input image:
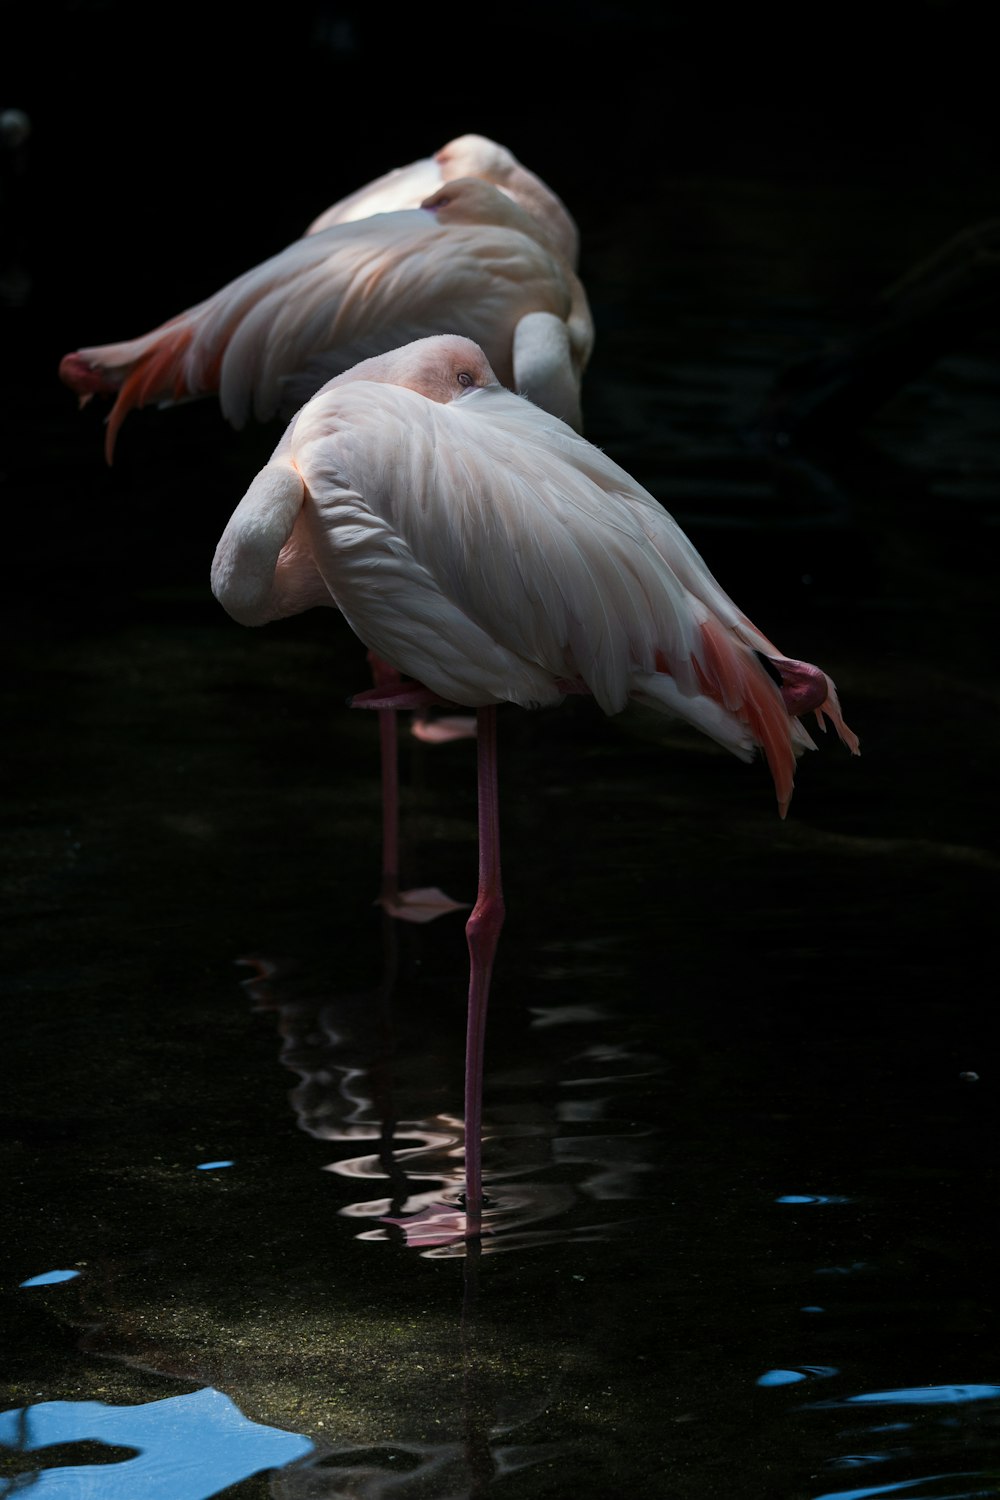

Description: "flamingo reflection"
239 941 666 1258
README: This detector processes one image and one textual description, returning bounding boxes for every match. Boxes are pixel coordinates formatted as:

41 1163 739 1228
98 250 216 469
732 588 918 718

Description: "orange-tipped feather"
812 683 860 754
693 619 800 816
101 325 195 463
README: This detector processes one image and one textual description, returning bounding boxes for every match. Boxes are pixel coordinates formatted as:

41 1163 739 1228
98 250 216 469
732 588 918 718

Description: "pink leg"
360 654 468 924
376 697 401 910
463 705 505 1234
366 653 403 910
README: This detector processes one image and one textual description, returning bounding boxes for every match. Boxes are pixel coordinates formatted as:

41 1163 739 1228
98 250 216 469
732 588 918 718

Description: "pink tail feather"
59 321 202 463
693 620 858 817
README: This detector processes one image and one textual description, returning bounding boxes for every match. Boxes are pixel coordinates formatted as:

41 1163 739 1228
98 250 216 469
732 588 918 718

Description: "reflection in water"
826 1454 897 1469
274 1430 562 1498
811 1477 995 1500
273 1432 563 1500
0 1388 312 1499
240 936 665 1258
776 1194 851 1204
758 1366 839 1387
272 1234 566 1499
801 1385 1000 1500
813 1386 1000 1408
272 1349 564 1500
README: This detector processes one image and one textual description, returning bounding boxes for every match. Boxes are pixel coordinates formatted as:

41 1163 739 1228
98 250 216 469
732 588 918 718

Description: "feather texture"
305 133 580 269
60 182 591 461
212 336 858 814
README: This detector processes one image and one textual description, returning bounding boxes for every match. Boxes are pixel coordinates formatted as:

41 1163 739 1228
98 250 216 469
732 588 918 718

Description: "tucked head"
421 177 533 232
433 133 579 268
327 336 499 404
435 134 514 179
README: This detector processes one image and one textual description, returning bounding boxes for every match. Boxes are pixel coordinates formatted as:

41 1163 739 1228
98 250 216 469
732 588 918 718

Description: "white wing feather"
79 213 573 432
286 382 773 722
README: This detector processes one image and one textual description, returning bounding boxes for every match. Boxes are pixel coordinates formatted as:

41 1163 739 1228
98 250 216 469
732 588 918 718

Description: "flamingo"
304 132 580 270
61 171 587 915
58 178 593 464
209 334 859 1237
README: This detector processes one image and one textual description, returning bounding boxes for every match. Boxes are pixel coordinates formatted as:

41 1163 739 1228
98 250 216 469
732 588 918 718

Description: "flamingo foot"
770 656 831 716
410 712 478 743
59 351 113 399
351 681 450 712
377 885 469 924
770 654 861 753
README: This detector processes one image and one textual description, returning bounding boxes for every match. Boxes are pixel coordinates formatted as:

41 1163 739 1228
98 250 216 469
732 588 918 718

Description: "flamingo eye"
457 371 474 388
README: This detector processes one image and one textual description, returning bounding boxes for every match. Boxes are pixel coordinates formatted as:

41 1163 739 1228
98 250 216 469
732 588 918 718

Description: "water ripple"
813 1386 1000 1409
244 953 666 1256
777 1193 851 1205
811 1473 996 1500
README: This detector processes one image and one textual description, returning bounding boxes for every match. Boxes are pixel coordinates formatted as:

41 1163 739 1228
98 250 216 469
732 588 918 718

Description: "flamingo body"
305 133 580 269
211 336 858 817
59 181 592 461
211 334 859 1227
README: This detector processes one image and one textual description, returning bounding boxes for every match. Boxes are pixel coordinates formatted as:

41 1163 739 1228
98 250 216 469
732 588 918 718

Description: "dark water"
4 13 1000 1497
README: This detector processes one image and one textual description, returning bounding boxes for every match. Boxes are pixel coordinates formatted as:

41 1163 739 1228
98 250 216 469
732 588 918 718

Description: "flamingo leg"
365 653 403 909
360 653 468 924
463 704 505 1234
376 696 402 910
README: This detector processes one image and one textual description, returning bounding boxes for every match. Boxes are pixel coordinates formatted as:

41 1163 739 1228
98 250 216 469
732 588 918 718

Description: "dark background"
6 1 997 326
4 0 998 621
3 8 1000 1493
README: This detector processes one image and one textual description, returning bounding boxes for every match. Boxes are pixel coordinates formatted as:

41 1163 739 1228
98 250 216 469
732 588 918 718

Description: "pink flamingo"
210 335 859 1236
58 179 592 464
304 132 580 270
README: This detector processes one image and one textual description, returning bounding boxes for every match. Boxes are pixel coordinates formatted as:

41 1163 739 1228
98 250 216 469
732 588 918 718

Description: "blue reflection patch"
196 1160 235 1170
776 1194 849 1205
19 1269 80 1287
847 1385 1000 1406
812 1471 989 1500
758 1366 838 1387
0 1386 312 1499
827 1453 894 1469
